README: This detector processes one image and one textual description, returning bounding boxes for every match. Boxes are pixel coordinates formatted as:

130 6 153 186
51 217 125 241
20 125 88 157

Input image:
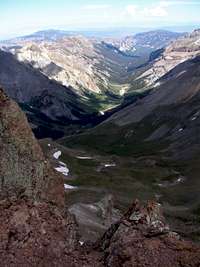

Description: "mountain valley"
55 29 200 242
1 26 200 266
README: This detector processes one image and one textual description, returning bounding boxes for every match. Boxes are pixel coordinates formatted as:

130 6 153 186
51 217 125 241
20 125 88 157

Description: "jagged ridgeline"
0 30 186 138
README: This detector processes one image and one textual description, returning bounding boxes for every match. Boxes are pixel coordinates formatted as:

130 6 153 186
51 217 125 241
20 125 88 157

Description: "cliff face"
0 88 81 266
0 88 64 205
135 29 200 88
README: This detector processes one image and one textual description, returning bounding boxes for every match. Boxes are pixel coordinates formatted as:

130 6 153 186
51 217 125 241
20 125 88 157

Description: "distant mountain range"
103 30 184 56
1 29 184 99
1 28 199 139
132 29 200 89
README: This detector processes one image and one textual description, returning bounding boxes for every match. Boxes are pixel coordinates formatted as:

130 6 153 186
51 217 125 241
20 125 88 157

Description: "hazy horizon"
1 0 200 40
1 25 200 41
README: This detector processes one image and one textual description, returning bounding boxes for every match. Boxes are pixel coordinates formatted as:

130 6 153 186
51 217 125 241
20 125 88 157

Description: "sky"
1 0 200 39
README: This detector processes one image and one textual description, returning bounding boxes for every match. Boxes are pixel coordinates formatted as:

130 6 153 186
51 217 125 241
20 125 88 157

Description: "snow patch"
178 128 183 132
195 38 200 45
55 166 69 176
157 176 185 188
153 81 161 88
53 150 61 159
104 163 116 168
59 161 66 166
76 156 92 160
120 88 125 96
64 184 77 190
191 116 197 121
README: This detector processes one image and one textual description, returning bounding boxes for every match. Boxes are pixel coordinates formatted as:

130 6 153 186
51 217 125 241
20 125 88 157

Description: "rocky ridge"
104 30 183 56
0 49 102 138
97 200 200 267
136 29 200 88
10 36 110 94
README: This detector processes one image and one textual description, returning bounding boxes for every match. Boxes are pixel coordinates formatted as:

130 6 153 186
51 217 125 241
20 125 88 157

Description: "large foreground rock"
0 88 99 266
0 88 64 205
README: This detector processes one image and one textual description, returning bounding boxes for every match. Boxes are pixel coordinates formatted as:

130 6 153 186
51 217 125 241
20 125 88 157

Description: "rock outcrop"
69 194 122 242
97 200 200 267
0 88 64 205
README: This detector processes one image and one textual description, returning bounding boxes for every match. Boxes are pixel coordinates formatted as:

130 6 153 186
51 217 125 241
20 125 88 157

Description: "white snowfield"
191 116 197 121
195 38 200 45
52 151 77 190
59 161 66 166
76 156 93 160
104 163 116 168
64 184 77 190
53 150 62 159
55 166 69 176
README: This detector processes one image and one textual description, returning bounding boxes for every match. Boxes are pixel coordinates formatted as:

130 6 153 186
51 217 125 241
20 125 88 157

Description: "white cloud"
124 2 168 18
142 6 168 17
82 4 110 10
125 5 138 16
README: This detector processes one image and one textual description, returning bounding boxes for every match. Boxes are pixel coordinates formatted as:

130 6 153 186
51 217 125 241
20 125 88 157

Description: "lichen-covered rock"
0 87 64 206
97 200 200 267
